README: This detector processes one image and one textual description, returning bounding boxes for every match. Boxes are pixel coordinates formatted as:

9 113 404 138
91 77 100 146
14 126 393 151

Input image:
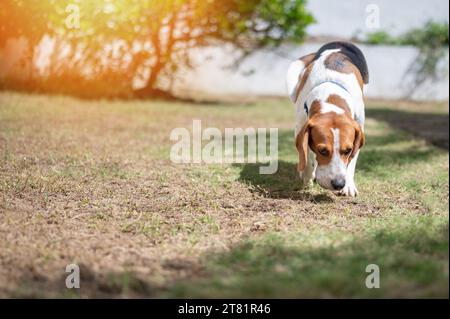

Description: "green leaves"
0 0 314 97
1 0 314 49
363 21 449 91
364 21 449 47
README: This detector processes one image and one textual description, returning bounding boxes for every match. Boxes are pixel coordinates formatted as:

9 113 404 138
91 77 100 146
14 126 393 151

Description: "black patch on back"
314 41 369 84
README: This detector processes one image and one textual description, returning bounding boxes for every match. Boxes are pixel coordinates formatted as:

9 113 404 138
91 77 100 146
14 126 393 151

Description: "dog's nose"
331 178 346 190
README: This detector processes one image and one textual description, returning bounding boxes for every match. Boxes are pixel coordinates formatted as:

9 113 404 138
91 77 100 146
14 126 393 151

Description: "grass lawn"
0 92 448 298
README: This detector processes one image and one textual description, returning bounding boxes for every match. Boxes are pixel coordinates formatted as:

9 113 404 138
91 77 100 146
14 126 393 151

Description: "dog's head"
296 103 364 191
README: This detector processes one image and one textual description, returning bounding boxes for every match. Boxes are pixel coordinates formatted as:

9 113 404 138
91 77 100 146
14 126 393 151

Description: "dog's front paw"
300 179 314 189
337 182 359 197
298 172 313 189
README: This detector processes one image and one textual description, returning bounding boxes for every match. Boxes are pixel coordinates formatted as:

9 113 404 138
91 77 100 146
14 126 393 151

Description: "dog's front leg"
339 150 360 197
299 150 316 188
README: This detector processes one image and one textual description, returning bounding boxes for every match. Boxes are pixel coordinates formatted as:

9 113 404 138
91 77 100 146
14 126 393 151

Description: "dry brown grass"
0 92 448 297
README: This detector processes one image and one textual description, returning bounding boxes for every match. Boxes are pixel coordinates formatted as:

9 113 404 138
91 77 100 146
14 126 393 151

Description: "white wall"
174 0 450 101
175 43 449 101
306 0 449 38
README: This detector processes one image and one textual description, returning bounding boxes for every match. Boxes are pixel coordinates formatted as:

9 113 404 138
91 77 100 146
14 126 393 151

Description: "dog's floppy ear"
295 121 312 171
350 121 365 160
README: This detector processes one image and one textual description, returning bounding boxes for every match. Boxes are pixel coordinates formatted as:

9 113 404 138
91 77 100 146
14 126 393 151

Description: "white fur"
315 128 347 190
290 48 365 137
320 102 345 115
287 48 366 197
339 150 359 196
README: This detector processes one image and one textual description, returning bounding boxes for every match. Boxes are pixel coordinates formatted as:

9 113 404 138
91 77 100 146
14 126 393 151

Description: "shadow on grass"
166 221 449 298
8 222 449 298
357 146 436 174
235 160 333 202
12 219 447 298
11 263 160 298
366 108 449 150
11 218 448 298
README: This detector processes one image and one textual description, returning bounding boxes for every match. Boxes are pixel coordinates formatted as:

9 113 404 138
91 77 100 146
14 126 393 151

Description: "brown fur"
296 105 365 170
324 52 364 90
299 53 316 68
308 99 322 117
295 52 365 103
326 94 352 115
293 53 316 102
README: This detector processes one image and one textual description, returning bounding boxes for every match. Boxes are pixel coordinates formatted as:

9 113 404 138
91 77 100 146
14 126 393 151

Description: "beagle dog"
286 42 369 196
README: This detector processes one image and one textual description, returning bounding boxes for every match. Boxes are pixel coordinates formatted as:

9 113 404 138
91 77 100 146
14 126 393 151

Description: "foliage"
0 0 314 98
364 31 395 45
364 22 449 91
401 21 449 47
0 1 52 47
364 21 449 47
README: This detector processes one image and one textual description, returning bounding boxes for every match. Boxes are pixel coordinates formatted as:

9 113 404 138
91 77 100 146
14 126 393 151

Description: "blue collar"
304 80 350 115
316 80 349 93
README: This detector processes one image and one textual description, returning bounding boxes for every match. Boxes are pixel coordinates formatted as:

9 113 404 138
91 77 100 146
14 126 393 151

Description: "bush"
363 21 449 91
364 21 449 47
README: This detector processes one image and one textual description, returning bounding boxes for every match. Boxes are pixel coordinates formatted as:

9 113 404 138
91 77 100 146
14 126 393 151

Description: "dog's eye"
318 148 329 156
343 148 352 156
